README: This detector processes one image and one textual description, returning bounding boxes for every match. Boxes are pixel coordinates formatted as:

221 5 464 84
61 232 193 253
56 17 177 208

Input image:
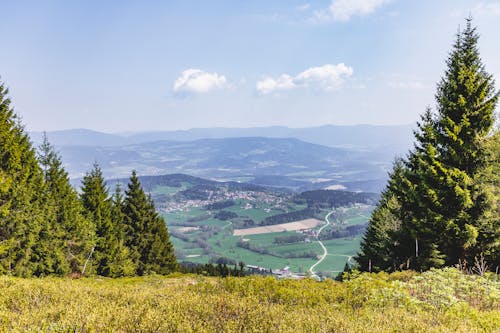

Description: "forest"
0 85 176 277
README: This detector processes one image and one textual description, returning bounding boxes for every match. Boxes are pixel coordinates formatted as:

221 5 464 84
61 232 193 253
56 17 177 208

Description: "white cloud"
173 69 227 94
296 3 311 11
314 0 392 22
256 63 353 95
256 75 295 95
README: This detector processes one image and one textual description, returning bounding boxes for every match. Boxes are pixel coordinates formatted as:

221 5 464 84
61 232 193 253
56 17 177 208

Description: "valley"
124 174 377 277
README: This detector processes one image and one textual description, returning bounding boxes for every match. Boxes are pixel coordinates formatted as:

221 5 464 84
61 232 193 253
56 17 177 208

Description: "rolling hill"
59 137 391 192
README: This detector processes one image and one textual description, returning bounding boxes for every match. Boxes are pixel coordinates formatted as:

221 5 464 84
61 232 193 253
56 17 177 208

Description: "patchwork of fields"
153 179 375 276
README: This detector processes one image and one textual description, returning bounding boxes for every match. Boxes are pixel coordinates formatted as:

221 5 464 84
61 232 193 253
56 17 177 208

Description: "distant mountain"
31 124 414 151
60 137 390 191
30 129 125 146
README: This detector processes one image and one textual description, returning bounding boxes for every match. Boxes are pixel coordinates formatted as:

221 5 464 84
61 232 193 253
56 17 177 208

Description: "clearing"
233 218 321 236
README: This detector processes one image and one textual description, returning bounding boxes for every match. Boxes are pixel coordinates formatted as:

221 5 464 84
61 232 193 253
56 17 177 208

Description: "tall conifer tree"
358 19 499 271
123 171 176 275
38 135 96 274
0 81 46 276
80 164 118 276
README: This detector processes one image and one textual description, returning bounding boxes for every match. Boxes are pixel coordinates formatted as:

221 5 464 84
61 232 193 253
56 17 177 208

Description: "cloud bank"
256 63 353 95
173 69 227 94
315 0 392 22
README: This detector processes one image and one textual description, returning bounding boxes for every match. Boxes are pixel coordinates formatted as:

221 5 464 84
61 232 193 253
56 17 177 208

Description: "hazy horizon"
1 1 499 132
30 123 414 135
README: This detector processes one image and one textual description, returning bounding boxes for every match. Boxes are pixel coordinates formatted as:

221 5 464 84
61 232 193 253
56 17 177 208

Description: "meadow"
165 202 372 274
0 268 498 332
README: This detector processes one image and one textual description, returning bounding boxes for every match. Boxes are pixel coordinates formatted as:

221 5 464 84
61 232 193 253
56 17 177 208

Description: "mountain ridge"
30 124 414 150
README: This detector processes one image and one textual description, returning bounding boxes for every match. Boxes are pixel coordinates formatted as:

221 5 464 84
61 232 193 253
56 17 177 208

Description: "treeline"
236 239 316 259
214 210 238 220
179 261 246 277
294 190 378 209
319 224 367 241
261 208 318 226
357 20 499 272
205 200 235 210
0 82 176 277
274 233 307 244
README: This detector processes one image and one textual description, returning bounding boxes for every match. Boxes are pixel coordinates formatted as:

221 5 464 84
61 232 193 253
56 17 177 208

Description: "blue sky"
1 0 499 132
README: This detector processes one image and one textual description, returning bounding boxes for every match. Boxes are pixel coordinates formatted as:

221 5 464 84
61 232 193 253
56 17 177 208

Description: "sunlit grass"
0 268 498 332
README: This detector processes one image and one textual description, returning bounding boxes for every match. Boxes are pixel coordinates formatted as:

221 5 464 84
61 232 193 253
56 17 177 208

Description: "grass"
0 268 498 332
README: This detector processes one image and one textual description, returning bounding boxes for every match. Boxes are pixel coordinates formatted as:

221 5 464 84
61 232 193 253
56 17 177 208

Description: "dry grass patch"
234 218 322 236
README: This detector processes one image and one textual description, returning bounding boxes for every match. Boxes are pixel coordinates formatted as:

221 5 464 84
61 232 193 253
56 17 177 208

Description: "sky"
0 0 499 133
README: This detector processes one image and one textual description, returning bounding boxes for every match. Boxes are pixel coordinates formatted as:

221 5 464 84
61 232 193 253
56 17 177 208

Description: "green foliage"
0 268 497 332
80 164 120 276
0 81 47 276
123 171 177 275
358 19 499 271
356 160 404 271
37 135 96 275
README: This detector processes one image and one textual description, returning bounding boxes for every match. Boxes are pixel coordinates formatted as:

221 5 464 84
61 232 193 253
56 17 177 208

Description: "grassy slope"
0 268 498 332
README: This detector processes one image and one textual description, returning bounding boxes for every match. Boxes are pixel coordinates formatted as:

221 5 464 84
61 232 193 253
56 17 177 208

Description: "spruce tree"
358 19 499 271
356 160 405 272
123 171 176 275
0 80 46 276
108 183 137 277
430 19 498 265
80 164 118 276
38 135 96 274
475 130 499 268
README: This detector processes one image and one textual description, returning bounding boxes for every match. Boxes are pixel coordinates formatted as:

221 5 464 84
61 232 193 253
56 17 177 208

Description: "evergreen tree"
474 130 500 268
80 164 118 276
108 183 137 277
356 160 405 272
0 80 46 276
427 19 498 266
38 135 96 274
123 171 176 275
358 19 499 271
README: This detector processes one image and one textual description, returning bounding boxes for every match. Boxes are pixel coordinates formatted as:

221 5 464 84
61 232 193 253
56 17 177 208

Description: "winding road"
309 210 335 278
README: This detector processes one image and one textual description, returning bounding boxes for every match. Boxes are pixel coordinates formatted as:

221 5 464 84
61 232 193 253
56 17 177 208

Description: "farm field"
142 174 376 273
164 200 373 274
233 218 322 236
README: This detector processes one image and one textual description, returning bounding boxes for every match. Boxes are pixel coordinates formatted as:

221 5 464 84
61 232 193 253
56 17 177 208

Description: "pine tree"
123 171 176 275
431 19 498 265
143 193 177 274
356 159 405 272
108 183 137 277
358 19 499 271
474 130 500 268
80 164 118 276
38 135 96 274
0 80 46 276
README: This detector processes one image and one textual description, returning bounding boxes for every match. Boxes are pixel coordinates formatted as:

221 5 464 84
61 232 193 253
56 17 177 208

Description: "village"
159 188 290 214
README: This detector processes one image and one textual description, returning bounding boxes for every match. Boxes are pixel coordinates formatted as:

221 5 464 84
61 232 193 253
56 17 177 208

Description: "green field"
165 201 372 274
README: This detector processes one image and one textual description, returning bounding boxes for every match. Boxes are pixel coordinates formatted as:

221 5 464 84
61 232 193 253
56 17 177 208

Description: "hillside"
30 124 413 149
58 137 391 192
115 173 378 275
1 268 498 332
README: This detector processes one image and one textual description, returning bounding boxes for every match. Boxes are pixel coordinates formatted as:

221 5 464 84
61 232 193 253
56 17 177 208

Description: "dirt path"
309 210 335 278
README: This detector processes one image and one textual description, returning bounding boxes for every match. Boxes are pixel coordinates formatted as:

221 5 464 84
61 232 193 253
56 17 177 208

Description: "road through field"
309 210 335 278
